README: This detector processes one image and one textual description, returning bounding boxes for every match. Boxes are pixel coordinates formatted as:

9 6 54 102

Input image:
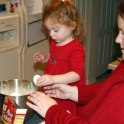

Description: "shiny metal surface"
0 79 38 120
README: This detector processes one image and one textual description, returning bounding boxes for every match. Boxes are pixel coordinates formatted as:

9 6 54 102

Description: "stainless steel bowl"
0 79 38 120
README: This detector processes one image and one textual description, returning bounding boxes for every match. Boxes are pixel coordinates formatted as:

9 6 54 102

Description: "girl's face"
44 19 74 46
115 15 124 60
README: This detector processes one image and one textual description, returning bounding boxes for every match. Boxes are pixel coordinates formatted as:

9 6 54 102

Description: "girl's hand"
33 52 46 63
44 84 78 102
26 91 57 118
36 74 55 87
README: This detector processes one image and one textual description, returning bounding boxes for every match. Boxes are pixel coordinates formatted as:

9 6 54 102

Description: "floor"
94 70 111 84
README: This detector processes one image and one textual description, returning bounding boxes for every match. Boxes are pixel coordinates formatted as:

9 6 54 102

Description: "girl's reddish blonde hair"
42 0 85 41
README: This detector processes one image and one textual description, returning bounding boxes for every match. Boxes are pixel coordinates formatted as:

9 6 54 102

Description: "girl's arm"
44 83 101 105
53 71 80 84
36 71 80 86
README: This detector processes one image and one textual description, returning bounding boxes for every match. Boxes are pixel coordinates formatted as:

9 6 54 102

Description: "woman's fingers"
26 91 57 117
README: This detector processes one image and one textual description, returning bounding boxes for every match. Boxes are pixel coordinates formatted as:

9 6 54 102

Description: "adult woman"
26 1 124 124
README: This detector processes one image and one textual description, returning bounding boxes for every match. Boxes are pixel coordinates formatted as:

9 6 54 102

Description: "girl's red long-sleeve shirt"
43 39 86 115
45 61 124 124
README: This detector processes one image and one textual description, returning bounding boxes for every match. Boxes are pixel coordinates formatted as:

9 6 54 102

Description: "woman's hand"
44 84 78 102
26 91 57 118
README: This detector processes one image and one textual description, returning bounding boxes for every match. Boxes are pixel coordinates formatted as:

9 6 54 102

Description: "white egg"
33 75 40 85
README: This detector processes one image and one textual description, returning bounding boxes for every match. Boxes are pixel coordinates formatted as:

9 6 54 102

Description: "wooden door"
96 0 122 77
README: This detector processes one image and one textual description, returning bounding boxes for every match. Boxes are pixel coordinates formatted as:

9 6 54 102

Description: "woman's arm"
26 84 102 124
26 86 99 124
26 91 87 124
45 105 88 124
44 84 78 102
44 83 102 104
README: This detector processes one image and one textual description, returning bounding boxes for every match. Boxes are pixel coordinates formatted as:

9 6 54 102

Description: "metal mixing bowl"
0 79 38 120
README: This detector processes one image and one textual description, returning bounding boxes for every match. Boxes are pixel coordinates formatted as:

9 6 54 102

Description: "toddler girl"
33 0 86 115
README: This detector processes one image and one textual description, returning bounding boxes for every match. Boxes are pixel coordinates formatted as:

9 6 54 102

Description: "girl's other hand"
33 52 46 63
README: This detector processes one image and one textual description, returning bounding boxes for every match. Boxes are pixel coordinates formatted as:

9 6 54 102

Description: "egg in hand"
33 75 40 85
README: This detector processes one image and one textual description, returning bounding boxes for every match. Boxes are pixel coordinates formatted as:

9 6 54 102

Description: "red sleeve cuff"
45 105 66 123
77 86 87 105
77 84 101 105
